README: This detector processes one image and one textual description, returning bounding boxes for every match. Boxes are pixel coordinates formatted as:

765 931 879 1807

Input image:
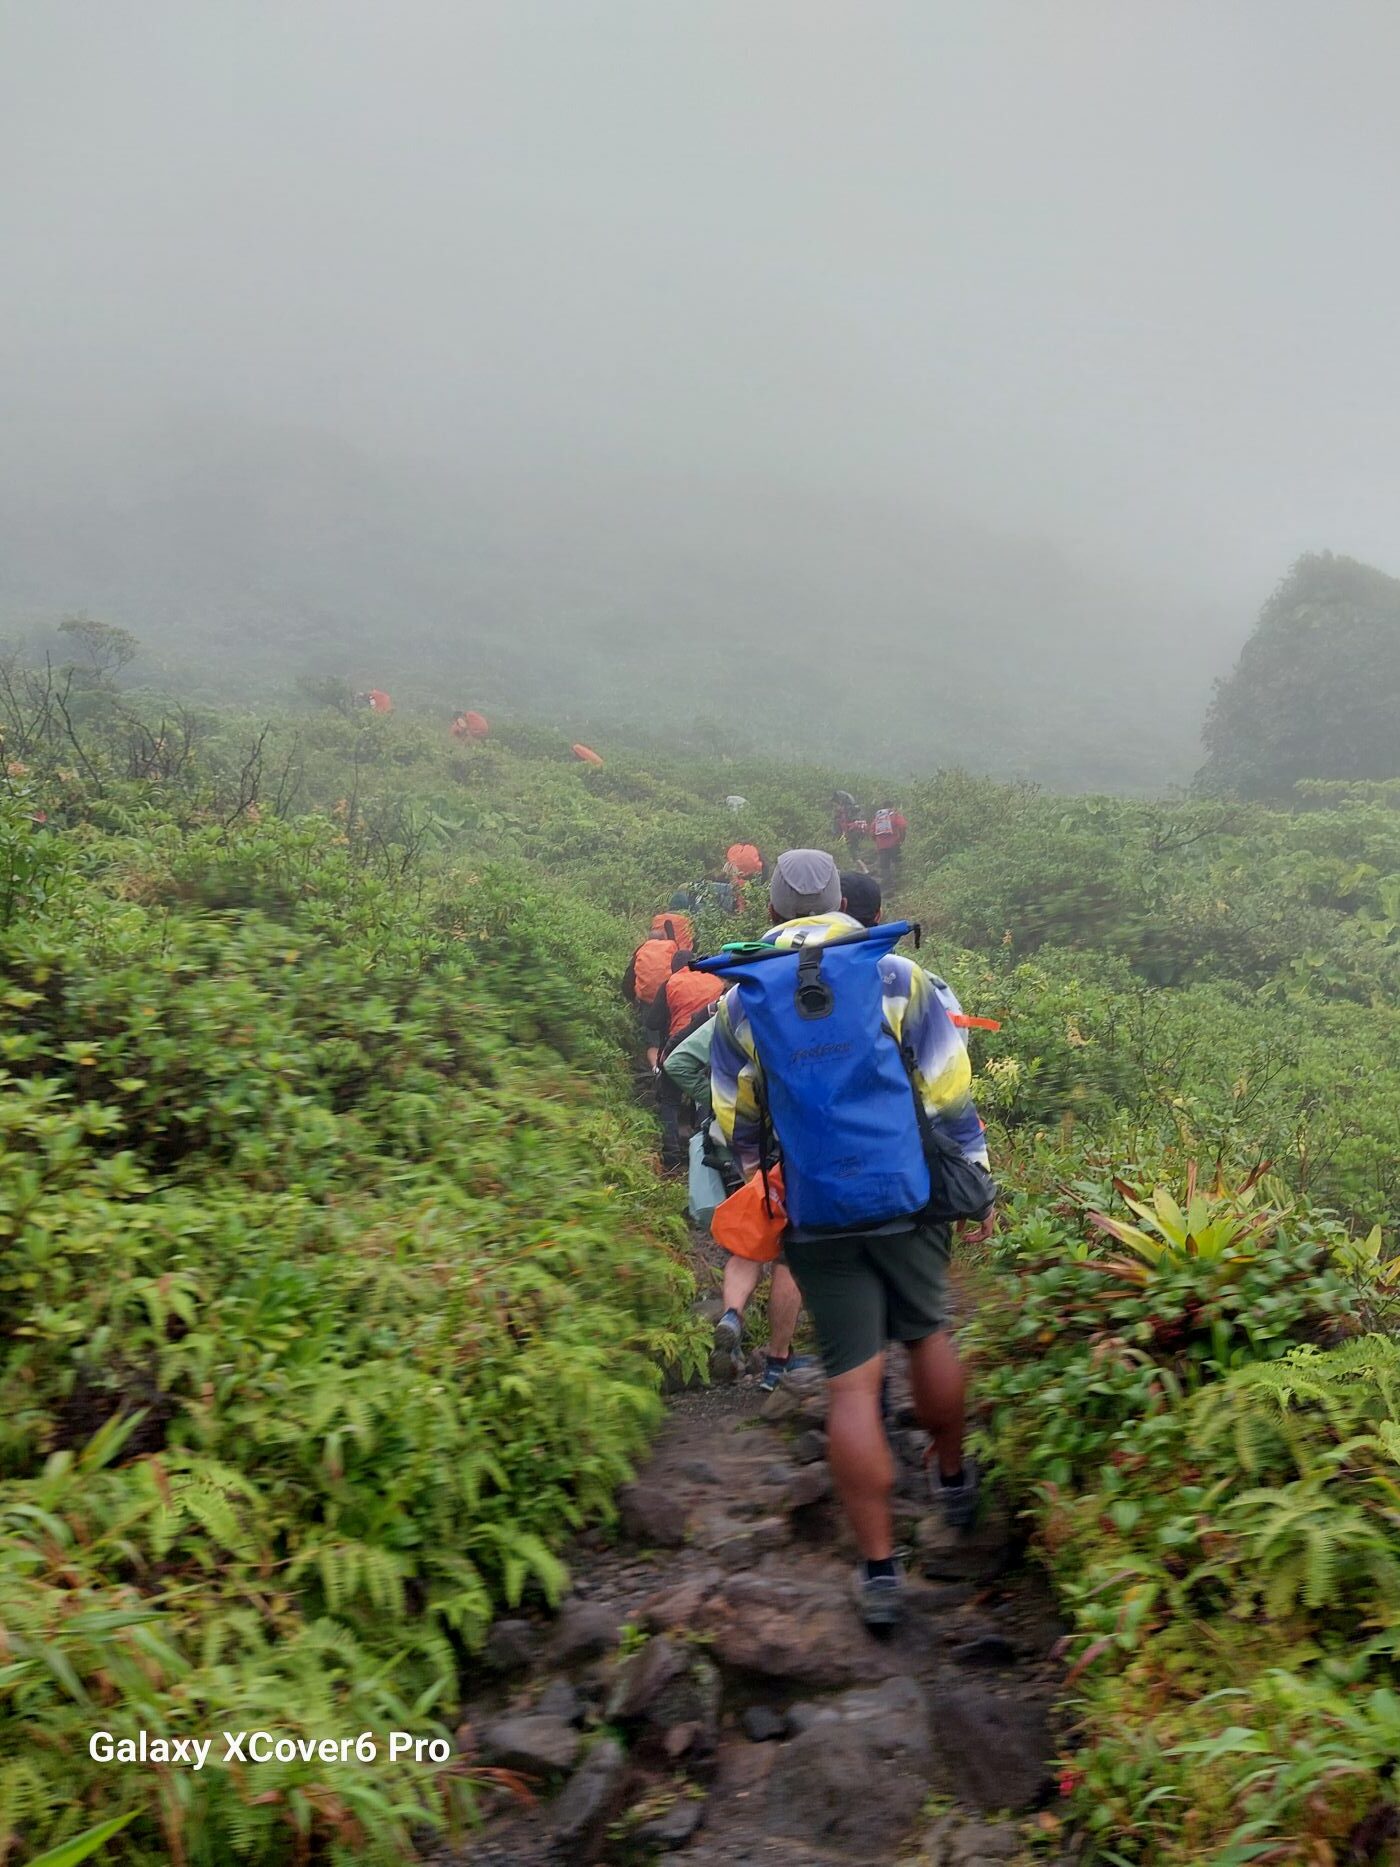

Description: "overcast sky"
4 0 1399 613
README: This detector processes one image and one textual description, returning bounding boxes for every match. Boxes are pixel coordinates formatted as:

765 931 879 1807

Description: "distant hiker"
724 842 764 911
451 710 489 741
871 803 908 890
840 870 883 928
572 742 604 767
704 848 995 1629
366 689 393 715
725 794 749 814
623 915 683 1066
832 790 869 849
648 955 725 1167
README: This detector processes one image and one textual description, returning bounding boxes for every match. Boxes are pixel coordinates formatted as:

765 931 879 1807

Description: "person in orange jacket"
623 916 683 1065
646 952 725 1167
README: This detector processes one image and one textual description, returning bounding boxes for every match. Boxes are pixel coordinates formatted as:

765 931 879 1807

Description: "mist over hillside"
0 405 1230 792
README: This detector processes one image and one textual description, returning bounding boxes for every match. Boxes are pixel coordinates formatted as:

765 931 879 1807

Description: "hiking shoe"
711 1309 743 1380
930 1454 980 1532
853 1562 905 1631
757 1352 817 1394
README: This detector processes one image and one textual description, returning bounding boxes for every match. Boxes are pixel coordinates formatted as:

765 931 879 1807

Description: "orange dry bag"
572 743 604 767
711 1168 786 1263
663 969 724 1040
631 937 677 1006
651 911 695 948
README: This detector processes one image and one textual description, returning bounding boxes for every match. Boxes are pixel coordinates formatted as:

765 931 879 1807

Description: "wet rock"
762 1462 797 1486
950 1633 1018 1669
480 1712 580 1776
482 1617 539 1675
607 1637 685 1720
716 1516 791 1570
535 1679 583 1724
791 1429 828 1465
650 1652 723 1758
784 1465 832 1511
550 1737 627 1862
923 1814 1023 1864
618 1482 689 1548
639 1568 722 1634
678 1459 722 1484
741 1705 788 1743
784 1699 840 1736
635 1793 706 1849
765 1676 932 1854
951 1819 1023 1862
550 1598 622 1664
695 1573 901 1687
929 1682 1055 1812
662 1720 700 1760
916 1502 1012 1584
923 1583 977 1612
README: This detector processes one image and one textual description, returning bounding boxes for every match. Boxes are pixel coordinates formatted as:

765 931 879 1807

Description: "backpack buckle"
794 946 834 1021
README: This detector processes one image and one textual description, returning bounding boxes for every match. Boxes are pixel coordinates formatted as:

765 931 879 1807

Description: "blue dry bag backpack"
695 922 931 1232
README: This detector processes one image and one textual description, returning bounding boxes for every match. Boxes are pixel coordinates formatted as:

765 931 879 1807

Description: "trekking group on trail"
625 824 997 1630
832 792 909 891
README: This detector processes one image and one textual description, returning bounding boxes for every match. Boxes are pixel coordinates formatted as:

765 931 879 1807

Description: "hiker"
840 869 883 928
662 1012 803 1393
831 790 868 848
724 842 764 912
706 848 995 1629
451 710 489 741
647 953 724 1166
871 803 908 890
367 688 394 715
622 915 683 1066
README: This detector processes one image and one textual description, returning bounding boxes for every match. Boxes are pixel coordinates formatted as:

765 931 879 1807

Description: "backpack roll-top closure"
696 922 931 1232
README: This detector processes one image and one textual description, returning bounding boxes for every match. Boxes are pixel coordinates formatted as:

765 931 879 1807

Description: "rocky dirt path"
454 1264 1072 1867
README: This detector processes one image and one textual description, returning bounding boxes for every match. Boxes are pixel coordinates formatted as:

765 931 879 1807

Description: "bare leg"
721 1253 764 1319
825 1352 894 1560
906 1328 966 1480
766 1263 802 1359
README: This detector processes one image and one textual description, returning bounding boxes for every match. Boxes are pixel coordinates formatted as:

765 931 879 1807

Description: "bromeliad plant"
1085 1160 1279 1284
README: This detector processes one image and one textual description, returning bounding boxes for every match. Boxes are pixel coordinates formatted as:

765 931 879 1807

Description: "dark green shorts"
783 1218 952 1379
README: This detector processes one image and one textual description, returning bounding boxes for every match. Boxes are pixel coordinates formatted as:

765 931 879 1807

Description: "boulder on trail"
927 1681 1055 1812
765 1676 932 1855
482 1616 540 1675
606 1637 686 1721
741 1705 788 1743
549 1597 622 1664
618 1481 689 1548
550 1736 627 1862
480 1712 580 1776
694 1572 903 1687
633 1791 705 1850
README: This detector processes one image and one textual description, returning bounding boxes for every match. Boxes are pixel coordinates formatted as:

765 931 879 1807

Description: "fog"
4 2 1400 787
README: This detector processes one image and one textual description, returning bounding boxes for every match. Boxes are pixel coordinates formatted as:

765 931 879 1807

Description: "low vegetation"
4 649 1400 1860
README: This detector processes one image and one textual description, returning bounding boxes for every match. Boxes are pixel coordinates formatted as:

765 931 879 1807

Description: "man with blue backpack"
702 849 995 1630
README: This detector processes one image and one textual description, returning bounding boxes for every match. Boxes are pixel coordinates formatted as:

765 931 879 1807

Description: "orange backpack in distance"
631 937 678 1005
725 843 762 880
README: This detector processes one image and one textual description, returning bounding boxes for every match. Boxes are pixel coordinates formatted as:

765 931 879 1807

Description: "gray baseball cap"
769 848 841 920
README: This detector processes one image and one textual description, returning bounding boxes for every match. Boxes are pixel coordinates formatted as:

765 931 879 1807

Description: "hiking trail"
452 1235 1071 1867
